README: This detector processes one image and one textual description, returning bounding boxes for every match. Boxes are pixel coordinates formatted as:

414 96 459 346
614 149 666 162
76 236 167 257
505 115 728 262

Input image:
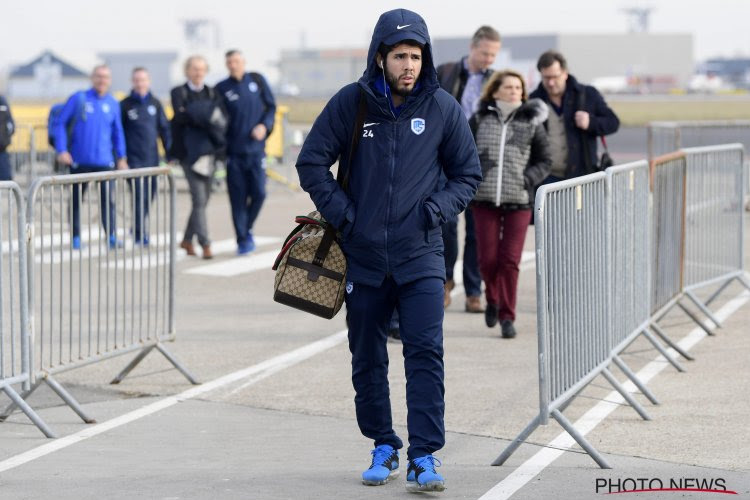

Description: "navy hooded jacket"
296 9 482 287
120 91 171 168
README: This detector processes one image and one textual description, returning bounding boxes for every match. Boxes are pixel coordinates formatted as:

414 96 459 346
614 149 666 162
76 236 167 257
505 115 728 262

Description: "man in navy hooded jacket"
296 9 481 492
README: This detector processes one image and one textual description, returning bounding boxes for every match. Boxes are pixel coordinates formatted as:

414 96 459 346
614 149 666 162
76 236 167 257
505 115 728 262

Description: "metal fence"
648 120 750 201
608 162 683 373
0 182 53 437
681 144 750 325
493 171 653 469
6 125 59 188
2 167 197 427
648 121 750 160
650 152 687 316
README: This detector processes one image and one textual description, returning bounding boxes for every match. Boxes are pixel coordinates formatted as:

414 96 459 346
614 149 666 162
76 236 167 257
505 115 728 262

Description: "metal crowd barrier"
0 167 197 430
0 182 54 437
608 162 683 374
648 145 750 352
647 152 702 360
5 125 59 188
648 120 750 160
648 120 750 203
681 145 750 315
493 171 653 469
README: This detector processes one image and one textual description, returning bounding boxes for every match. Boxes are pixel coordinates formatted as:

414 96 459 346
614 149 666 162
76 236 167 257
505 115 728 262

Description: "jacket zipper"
495 121 509 207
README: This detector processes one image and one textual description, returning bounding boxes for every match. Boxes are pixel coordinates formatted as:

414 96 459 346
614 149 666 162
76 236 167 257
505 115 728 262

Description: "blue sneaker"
135 235 150 246
109 235 124 249
362 444 399 486
246 231 256 252
237 240 252 255
406 455 445 492
72 236 81 250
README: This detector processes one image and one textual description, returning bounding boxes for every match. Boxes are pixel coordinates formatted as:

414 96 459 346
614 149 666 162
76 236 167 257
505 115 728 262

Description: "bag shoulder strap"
337 87 367 191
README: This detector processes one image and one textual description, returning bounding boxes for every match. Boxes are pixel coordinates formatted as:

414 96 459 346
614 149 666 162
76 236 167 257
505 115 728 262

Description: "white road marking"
478 290 750 500
0 329 348 474
183 250 278 277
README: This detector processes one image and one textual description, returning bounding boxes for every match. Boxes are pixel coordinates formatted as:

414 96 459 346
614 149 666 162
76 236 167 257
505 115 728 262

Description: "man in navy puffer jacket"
296 9 481 492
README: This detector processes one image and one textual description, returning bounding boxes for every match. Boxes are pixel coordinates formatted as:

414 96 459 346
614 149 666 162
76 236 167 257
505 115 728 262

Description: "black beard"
385 70 414 98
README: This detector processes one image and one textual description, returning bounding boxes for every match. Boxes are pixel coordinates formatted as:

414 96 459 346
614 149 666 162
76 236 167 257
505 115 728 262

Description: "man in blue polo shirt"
216 50 276 255
55 64 128 249
120 67 171 245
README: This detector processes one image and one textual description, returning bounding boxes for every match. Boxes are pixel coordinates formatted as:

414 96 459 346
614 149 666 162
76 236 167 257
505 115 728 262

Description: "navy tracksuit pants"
227 153 266 245
345 276 445 460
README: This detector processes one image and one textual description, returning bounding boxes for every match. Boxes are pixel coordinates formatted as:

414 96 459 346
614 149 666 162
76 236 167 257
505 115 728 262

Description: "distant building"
434 33 694 93
99 52 178 99
698 58 750 90
280 33 693 98
278 48 367 98
7 51 89 100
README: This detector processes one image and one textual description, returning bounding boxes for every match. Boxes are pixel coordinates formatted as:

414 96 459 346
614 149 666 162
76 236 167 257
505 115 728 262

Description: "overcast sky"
1 0 747 82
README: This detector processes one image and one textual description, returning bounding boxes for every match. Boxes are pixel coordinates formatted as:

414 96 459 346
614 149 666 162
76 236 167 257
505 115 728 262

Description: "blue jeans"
227 153 266 244
441 206 482 297
345 276 445 460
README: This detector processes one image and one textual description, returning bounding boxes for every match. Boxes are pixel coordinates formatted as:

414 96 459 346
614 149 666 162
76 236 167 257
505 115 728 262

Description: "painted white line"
478 290 750 500
184 250 278 277
0 329 348 474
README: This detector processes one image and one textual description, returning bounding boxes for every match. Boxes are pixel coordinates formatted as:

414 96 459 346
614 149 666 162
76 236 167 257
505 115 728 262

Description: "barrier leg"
601 368 650 421
110 345 156 385
111 343 199 386
155 343 200 385
704 279 734 308
738 274 750 292
1 385 56 438
0 379 42 421
44 375 96 424
685 290 723 328
642 328 687 370
612 355 659 405
550 409 611 469
676 301 716 336
491 413 542 466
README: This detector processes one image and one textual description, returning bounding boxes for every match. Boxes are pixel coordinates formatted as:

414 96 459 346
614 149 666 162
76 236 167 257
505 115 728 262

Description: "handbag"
577 90 615 172
271 89 367 319
598 136 614 170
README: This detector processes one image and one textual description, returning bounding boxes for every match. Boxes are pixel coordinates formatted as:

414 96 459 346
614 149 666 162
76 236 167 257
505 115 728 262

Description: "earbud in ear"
379 60 383 69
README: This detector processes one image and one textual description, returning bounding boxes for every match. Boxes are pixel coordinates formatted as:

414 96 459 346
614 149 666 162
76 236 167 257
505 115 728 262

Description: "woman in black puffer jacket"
469 69 551 338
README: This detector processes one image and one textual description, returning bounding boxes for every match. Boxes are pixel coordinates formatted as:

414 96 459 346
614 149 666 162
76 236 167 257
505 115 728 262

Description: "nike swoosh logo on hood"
396 24 411 29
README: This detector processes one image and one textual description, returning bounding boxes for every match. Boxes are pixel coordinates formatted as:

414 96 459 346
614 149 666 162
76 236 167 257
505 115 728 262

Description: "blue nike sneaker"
362 444 399 486
406 455 445 492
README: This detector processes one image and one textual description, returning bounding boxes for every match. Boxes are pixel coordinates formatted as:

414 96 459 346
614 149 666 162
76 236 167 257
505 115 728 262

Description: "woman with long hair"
469 70 551 338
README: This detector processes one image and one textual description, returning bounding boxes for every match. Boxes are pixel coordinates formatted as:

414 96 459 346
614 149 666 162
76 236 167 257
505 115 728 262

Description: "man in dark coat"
296 8 481 492
435 26 501 313
120 67 171 244
529 50 620 181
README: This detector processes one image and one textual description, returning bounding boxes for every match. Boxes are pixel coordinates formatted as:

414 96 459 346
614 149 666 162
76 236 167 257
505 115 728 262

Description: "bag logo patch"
411 118 425 135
